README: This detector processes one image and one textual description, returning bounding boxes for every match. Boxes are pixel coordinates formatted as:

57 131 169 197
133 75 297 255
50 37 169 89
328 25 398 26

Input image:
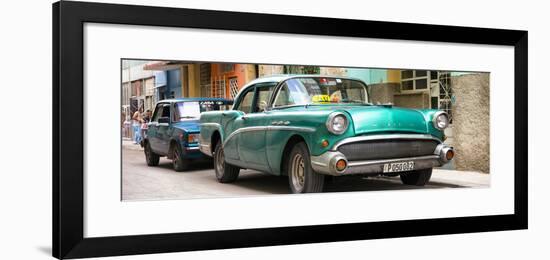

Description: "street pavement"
122 141 490 201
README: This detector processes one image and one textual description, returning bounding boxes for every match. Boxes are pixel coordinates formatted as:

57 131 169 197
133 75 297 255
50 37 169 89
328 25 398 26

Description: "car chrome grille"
337 139 439 161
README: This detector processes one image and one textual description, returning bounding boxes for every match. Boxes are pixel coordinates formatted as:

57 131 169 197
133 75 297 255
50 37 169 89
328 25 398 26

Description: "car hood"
172 120 201 133
291 105 429 135
343 106 429 135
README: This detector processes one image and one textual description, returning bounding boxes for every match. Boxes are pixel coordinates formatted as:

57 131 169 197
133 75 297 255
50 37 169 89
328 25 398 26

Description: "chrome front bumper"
311 142 453 176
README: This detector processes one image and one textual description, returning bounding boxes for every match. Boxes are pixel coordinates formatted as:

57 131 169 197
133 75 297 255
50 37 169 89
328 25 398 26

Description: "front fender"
263 110 356 175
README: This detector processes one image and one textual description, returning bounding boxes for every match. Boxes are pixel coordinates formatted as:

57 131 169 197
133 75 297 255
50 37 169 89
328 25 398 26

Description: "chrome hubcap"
291 153 305 192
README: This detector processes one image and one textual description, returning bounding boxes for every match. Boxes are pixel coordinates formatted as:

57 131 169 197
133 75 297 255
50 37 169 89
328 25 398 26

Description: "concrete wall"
368 83 399 104
394 92 430 108
122 61 156 82
346 68 387 84
258 65 284 77
451 73 490 173
319 67 347 76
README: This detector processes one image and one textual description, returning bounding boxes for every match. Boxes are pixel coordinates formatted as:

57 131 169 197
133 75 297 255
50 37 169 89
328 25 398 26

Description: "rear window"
175 101 232 121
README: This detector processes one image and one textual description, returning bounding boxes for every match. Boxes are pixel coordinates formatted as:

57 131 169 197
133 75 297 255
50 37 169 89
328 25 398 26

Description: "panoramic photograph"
121 59 490 201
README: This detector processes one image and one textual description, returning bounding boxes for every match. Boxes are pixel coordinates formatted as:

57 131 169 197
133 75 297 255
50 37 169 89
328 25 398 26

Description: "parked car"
143 98 233 171
199 75 454 193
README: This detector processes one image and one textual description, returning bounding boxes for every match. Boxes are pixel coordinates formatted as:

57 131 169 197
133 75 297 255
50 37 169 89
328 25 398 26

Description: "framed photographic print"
53 0 527 259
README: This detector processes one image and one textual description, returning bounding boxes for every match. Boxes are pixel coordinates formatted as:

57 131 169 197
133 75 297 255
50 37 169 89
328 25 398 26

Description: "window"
175 102 201 121
235 89 255 113
254 86 274 113
401 70 429 91
273 77 368 107
274 85 291 107
151 103 167 122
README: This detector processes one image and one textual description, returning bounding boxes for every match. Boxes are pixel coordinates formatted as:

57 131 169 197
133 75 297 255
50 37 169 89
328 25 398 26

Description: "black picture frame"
53 1 528 259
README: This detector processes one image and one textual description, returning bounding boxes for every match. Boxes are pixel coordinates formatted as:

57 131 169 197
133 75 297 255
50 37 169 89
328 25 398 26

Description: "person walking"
140 109 152 144
132 109 143 144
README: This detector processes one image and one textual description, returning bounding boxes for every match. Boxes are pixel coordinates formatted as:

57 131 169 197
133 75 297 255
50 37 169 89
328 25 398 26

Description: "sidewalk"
430 168 489 188
122 139 143 151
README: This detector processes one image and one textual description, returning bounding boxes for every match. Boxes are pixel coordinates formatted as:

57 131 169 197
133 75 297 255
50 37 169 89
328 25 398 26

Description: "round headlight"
326 112 349 135
433 112 449 130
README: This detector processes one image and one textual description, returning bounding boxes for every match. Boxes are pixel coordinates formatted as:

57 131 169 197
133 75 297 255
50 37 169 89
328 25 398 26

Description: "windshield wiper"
180 116 197 119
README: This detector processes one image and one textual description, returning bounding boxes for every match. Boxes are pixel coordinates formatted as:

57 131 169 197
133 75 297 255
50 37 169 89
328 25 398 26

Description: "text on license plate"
383 161 414 173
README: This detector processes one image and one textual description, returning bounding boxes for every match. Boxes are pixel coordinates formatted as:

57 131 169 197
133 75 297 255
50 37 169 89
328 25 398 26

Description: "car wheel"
144 142 159 166
400 168 432 186
213 139 240 183
172 144 189 172
287 142 324 193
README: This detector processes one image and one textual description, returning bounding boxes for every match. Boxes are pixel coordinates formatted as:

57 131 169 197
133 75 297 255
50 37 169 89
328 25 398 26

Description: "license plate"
383 161 414 173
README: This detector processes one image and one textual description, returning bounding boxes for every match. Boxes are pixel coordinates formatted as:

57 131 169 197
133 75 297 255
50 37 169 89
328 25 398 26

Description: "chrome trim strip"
331 134 442 150
266 125 316 132
311 142 453 176
271 120 291 126
199 143 212 157
223 126 267 147
185 146 200 151
199 122 222 128
222 125 316 148
347 155 440 167
311 161 326 167
311 152 443 176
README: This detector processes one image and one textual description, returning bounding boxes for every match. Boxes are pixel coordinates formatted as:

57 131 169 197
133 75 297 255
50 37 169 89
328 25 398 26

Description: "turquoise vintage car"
199 75 454 193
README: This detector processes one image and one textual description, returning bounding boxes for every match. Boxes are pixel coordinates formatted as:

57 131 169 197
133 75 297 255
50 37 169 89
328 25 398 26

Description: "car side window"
151 104 164 122
161 104 171 121
235 89 255 114
273 80 311 107
274 84 292 107
253 85 275 113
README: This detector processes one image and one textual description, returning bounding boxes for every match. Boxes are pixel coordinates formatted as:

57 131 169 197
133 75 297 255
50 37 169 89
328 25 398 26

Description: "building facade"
127 61 489 173
347 68 490 173
121 60 157 139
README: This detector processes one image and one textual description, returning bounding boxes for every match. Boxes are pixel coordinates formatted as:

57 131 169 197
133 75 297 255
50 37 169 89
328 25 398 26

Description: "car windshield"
273 77 369 107
175 101 230 121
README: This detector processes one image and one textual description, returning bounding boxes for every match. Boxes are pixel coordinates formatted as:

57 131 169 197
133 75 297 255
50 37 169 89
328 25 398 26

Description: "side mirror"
158 117 170 124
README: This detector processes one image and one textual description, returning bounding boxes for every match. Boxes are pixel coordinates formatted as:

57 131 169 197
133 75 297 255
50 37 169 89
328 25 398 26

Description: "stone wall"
451 73 490 173
258 65 284 77
368 83 399 104
394 92 430 108
320 67 347 76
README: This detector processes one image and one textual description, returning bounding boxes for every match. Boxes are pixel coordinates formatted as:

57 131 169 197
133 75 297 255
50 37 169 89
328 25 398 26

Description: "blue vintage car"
143 98 233 171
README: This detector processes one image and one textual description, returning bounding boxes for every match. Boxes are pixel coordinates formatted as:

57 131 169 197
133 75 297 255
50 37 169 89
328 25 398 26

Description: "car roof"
235 74 366 98
244 74 362 85
242 74 362 89
157 97 233 103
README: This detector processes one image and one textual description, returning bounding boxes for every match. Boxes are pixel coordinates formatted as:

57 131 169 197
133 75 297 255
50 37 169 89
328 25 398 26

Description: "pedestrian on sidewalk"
132 108 143 144
140 109 152 144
